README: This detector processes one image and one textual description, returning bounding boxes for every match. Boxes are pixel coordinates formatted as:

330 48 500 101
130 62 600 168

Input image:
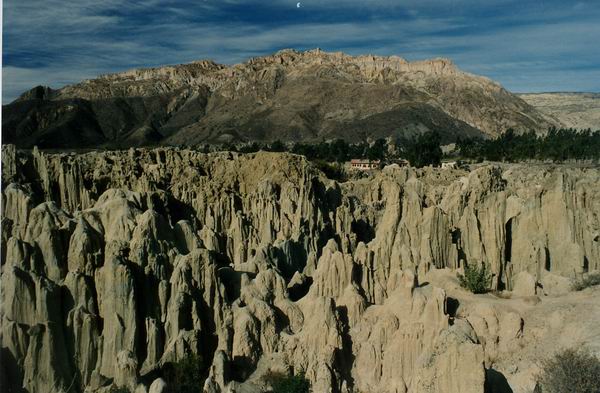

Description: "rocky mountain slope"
2 49 556 148
1 145 599 393
519 92 600 130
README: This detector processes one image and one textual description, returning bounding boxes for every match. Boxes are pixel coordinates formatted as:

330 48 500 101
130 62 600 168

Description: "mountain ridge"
519 92 600 130
3 49 557 148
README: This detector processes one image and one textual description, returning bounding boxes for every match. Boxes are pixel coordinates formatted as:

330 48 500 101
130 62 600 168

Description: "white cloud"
3 0 600 103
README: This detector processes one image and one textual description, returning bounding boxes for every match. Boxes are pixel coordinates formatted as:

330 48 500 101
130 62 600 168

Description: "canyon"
1 145 599 393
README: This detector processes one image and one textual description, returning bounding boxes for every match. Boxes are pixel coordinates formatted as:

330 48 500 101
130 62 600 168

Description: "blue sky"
3 0 600 103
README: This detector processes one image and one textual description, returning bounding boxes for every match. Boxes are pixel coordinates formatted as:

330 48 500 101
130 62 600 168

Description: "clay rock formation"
1 145 599 393
2 49 557 149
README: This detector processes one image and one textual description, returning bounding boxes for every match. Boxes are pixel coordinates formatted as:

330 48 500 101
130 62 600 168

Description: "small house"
441 161 458 169
350 159 381 170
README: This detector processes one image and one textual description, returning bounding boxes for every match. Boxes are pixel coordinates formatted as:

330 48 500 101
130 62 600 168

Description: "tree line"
231 138 389 163
208 127 600 169
214 131 443 167
457 128 600 162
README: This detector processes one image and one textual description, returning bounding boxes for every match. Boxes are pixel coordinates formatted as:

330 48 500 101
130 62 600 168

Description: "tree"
239 142 263 153
222 142 238 152
330 139 350 163
454 127 600 163
267 140 286 152
367 138 386 161
405 131 442 167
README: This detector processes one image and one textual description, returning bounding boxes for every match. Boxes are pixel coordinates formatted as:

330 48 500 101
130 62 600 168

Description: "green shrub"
538 348 600 393
458 262 491 294
264 371 310 393
163 353 204 393
572 272 600 291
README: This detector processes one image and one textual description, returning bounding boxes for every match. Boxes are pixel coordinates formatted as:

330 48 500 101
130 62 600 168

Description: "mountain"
2 49 557 148
519 92 600 130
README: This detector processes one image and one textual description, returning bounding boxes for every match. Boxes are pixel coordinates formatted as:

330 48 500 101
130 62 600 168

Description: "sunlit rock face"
520 92 600 130
1 145 598 393
3 49 557 149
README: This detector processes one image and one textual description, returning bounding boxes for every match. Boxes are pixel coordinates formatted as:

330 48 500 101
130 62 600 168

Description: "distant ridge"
519 92 600 130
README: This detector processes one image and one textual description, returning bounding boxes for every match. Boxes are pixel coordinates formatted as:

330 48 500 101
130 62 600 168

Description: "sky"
2 0 600 103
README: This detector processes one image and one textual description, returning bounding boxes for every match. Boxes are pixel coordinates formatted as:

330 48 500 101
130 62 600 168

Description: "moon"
296 2 301 8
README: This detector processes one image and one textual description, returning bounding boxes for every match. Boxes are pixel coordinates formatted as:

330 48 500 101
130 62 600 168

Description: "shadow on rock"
485 368 513 393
